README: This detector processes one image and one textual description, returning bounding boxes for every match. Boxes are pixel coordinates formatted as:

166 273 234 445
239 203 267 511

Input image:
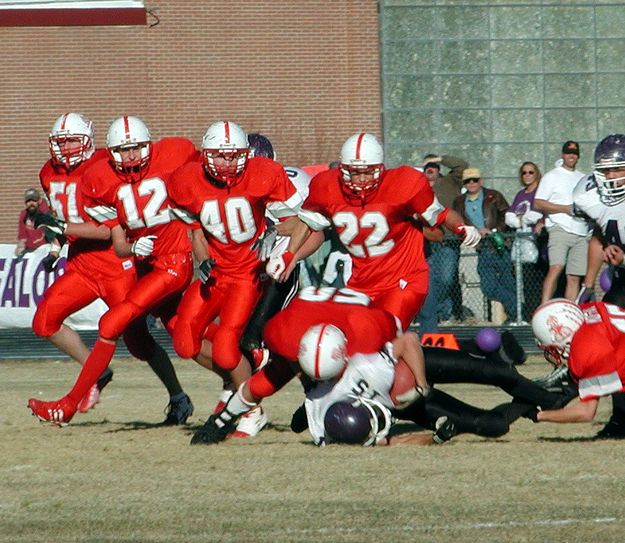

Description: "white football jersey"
574 174 625 250
266 166 311 221
304 347 396 446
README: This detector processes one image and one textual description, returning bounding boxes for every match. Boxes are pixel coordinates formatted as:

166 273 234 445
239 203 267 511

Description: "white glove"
455 224 481 248
504 211 521 229
266 250 294 282
394 385 431 410
131 235 157 257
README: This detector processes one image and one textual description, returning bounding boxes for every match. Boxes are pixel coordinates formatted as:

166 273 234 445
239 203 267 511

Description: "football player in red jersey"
530 298 625 438
168 121 303 438
28 116 196 426
266 132 482 331
34 113 122 412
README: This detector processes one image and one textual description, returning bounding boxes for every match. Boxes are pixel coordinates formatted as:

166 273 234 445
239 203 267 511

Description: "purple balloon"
476 327 502 353
600 268 612 292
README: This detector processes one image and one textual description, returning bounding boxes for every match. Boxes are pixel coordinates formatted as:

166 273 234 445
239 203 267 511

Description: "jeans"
477 248 518 321
416 257 439 333
428 243 458 321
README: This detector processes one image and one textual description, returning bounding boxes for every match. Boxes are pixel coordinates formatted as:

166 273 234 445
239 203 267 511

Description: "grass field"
2 355 624 543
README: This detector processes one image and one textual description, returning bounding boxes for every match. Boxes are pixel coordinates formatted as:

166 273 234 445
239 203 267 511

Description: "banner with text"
0 244 107 329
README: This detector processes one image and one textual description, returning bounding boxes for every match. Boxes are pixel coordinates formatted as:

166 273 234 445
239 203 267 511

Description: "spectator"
453 168 518 323
534 141 589 303
15 188 49 256
505 162 547 319
421 154 469 323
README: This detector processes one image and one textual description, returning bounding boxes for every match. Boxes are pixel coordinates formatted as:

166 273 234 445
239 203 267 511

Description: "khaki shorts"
547 225 590 276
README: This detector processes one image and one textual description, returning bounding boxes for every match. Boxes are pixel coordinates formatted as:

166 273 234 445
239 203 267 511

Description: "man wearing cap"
534 141 589 303
453 168 518 323
15 188 49 256
420 154 469 324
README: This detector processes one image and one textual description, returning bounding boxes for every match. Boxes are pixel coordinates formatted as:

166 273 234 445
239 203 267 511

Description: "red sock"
66 340 116 404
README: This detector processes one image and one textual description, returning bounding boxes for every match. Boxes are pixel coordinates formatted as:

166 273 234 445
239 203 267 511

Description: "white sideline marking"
274 517 620 536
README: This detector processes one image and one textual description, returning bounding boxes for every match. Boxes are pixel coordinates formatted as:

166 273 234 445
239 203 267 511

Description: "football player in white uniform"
297 328 569 447
572 133 625 438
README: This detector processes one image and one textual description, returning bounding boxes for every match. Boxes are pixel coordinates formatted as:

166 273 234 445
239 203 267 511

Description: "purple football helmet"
324 398 392 446
248 133 276 160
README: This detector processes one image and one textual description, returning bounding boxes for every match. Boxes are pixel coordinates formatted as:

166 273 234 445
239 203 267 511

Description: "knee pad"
172 319 201 360
32 301 63 337
212 327 242 371
474 413 509 438
99 302 143 341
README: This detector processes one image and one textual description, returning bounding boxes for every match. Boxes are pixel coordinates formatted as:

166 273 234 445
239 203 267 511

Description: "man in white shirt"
534 140 589 302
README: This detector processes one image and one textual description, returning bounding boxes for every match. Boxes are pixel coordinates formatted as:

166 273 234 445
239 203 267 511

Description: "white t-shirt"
534 165 588 235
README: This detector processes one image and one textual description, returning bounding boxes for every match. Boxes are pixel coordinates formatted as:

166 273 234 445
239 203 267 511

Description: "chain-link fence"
302 230 558 328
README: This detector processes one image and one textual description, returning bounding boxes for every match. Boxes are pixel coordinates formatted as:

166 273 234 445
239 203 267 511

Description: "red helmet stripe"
123 116 131 140
314 324 328 379
355 133 366 160
60 113 69 130
224 121 231 144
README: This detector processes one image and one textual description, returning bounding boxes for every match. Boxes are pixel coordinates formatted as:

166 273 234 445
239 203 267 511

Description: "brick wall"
0 1 381 242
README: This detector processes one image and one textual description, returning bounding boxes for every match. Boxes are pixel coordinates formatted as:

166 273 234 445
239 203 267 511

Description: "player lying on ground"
189 286 570 445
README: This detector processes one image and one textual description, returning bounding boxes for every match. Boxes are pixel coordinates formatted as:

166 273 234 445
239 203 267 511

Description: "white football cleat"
230 405 268 438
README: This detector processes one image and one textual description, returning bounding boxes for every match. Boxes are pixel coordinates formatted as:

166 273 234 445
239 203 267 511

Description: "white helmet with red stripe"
202 121 249 186
298 324 348 381
106 116 152 183
48 113 95 170
531 298 584 366
339 132 384 201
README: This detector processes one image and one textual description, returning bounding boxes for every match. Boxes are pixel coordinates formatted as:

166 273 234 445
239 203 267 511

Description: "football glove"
198 258 216 284
266 250 294 282
394 385 432 410
131 235 157 257
34 212 67 244
251 226 278 261
41 253 60 273
454 224 481 248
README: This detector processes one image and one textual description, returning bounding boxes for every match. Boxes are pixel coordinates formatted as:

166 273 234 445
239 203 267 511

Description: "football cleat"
77 385 100 413
230 405 268 438
595 419 625 440
28 397 77 426
162 393 194 425
190 414 236 445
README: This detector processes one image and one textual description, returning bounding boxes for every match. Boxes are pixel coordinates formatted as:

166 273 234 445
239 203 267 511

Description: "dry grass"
2 355 625 543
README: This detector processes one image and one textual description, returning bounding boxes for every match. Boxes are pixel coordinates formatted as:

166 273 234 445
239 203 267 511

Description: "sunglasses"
463 178 479 184
522 170 535 175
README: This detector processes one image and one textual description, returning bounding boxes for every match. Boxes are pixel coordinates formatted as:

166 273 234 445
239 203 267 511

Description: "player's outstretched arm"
536 397 598 424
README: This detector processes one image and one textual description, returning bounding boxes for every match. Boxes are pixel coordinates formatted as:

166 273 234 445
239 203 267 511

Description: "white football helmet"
339 132 384 201
593 134 625 206
48 113 95 170
106 116 152 183
298 324 347 381
201 121 249 186
531 298 584 366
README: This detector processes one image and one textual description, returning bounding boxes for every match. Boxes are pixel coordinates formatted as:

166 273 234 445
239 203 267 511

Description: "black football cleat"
190 415 235 445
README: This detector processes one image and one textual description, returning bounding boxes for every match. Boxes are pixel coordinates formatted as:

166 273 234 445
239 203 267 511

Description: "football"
389 359 416 407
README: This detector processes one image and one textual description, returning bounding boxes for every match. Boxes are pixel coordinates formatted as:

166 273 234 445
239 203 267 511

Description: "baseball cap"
24 188 40 202
562 140 580 156
462 167 481 181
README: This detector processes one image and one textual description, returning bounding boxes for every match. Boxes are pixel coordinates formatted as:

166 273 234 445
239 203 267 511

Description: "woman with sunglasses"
505 162 546 319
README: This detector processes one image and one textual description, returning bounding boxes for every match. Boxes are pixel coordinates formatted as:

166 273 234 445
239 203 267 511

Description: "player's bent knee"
32 306 61 338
